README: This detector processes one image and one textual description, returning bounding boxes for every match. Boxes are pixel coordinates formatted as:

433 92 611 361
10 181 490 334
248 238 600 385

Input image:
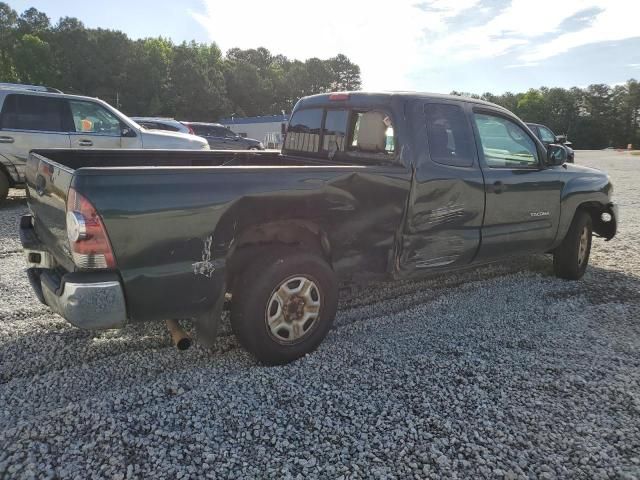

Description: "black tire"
553 210 593 280
0 171 9 204
231 249 338 365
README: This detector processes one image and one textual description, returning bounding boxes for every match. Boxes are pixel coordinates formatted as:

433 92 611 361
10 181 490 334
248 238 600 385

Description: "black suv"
182 122 264 150
526 122 574 163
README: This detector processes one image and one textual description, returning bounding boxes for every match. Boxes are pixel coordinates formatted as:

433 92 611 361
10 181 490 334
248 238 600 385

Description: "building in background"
219 114 289 149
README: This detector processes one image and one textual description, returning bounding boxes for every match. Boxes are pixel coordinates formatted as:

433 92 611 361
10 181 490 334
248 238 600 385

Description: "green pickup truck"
20 92 617 364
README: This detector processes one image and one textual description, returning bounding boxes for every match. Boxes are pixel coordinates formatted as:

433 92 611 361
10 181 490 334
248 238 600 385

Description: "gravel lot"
1 150 639 479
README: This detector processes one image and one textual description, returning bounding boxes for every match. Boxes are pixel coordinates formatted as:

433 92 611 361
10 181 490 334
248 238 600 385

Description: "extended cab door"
67 99 123 149
398 100 485 274
472 108 562 260
0 93 71 183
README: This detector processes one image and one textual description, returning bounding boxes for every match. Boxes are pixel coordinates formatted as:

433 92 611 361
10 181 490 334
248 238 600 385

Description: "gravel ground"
1 151 639 479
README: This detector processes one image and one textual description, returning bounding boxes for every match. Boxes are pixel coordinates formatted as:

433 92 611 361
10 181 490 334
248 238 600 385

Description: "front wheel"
553 211 593 280
231 249 338 365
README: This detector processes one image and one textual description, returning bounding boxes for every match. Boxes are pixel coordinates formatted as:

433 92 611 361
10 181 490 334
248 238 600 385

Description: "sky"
9 0 640 94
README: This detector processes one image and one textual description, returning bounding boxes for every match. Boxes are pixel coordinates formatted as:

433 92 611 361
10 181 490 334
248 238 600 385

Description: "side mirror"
121 126 136 138
546 144 567 166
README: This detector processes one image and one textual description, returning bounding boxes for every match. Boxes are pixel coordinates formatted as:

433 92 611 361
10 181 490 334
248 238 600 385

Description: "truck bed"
31 148 319 170
25 149 404 324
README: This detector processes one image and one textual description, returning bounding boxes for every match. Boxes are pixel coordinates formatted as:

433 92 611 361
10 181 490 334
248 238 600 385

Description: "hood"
563 163 604 175
140 129 209 150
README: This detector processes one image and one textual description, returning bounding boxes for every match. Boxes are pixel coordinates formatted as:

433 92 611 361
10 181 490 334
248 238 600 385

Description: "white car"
0 83 209 203
130 117 194 135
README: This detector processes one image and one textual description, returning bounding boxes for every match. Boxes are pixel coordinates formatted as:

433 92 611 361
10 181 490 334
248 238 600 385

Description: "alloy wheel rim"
265 275 321 344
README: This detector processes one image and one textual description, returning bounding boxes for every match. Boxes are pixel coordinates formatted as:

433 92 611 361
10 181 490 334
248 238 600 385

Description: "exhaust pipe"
165 319 192 351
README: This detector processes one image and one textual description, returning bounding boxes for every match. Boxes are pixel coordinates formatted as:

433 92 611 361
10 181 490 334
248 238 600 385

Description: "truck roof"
296 91 508 111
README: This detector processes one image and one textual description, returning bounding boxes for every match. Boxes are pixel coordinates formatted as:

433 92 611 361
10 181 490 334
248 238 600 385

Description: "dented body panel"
21 92 617 328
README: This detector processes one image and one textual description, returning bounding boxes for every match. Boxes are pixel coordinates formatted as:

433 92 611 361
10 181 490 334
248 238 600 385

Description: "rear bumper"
20 215 127 329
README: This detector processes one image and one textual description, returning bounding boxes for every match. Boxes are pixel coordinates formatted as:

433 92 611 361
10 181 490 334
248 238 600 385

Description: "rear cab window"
285 106 396 163
284 108 323 153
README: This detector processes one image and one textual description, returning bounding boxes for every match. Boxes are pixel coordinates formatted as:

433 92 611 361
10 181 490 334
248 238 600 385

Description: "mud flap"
195 282 226 348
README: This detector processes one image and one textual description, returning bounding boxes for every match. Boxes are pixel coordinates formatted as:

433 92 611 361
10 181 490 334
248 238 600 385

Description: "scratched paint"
192 236 216 277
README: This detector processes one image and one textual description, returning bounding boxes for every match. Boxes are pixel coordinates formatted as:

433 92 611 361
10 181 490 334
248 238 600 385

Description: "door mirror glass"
546 144 567 166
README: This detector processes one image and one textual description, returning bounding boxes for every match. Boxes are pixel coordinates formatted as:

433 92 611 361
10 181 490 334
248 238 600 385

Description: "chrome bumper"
21 215 127 329
40 273 127 329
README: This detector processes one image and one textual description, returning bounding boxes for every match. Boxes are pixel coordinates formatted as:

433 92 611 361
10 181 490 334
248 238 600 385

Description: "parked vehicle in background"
183 122 264 150
0 84 209 203
130 117 194 135
21 91 617 365
526 122 574 163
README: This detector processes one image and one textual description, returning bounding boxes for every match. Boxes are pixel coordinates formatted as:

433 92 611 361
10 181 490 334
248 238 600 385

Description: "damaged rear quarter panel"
79 164 411 323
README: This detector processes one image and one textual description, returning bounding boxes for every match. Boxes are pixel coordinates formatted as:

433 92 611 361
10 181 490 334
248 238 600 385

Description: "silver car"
0 83 209 203
130 117 194 135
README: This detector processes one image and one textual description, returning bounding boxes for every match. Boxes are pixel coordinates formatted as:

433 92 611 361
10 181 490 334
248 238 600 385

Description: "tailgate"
25 151 75 270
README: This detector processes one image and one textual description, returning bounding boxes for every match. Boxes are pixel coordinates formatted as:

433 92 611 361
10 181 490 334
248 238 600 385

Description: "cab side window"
284 108 323 153
69 100 122 136
425 104 474 167
0 94 65 132
474 113 539 168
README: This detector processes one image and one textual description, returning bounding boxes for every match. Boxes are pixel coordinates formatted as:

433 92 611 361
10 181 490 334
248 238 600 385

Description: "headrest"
357 111 387 152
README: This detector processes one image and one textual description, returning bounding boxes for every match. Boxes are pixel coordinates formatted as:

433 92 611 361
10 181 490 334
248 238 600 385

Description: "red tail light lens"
66 188 116 269
187 125 195 135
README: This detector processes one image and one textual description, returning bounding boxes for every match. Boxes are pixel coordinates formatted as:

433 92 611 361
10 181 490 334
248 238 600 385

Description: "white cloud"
191 0 475 90
192 0 640 90
520 2 640 62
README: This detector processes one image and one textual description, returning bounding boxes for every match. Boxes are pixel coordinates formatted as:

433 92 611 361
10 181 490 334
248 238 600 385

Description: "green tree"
0 2 18 81
328 54 361 91
13 34 54 85
167 41 228 121
17 7 49 36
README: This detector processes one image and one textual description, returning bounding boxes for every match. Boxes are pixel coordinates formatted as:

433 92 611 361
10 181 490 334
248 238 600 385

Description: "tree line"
0 3 362 121
1 4 638 149
452 81 640 149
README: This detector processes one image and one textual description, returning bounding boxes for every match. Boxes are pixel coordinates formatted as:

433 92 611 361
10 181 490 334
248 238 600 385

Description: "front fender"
554 172 614 247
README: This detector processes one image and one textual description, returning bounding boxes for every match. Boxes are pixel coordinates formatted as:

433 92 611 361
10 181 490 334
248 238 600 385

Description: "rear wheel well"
0 163 14 187
576 202 615 240
225 221 331 291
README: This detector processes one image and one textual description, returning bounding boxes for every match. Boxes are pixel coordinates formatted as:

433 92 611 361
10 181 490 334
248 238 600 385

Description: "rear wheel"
231 249 338 365
553 211 592 280
0 171 9 204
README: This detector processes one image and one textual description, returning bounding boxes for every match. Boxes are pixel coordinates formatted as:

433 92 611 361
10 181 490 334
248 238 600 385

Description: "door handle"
491 181 505 194
0 136 14 144
78 139 93 147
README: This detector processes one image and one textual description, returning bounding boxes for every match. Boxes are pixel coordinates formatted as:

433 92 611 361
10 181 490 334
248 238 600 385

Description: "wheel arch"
576 201 616 240
224 219 332 290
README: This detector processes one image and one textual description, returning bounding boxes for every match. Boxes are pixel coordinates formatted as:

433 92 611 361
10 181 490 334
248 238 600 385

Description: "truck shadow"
1 190 27 208
1 255 637 386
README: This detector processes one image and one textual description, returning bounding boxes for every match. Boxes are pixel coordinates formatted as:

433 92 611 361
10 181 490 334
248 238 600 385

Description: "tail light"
187 125 195 135
66 187 116 269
